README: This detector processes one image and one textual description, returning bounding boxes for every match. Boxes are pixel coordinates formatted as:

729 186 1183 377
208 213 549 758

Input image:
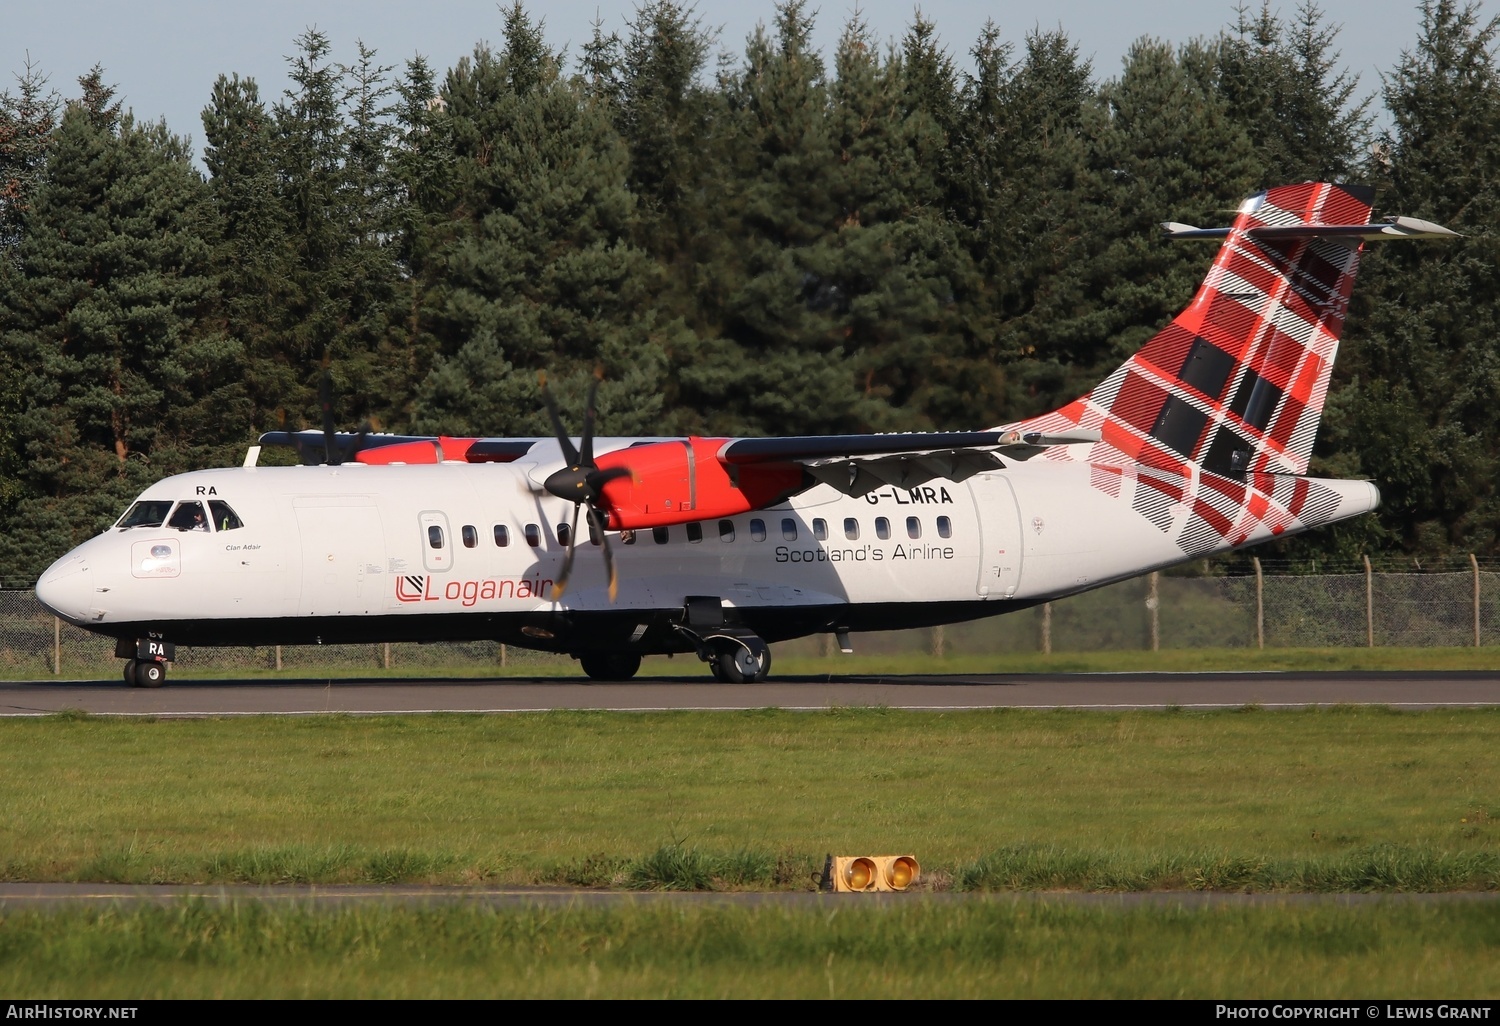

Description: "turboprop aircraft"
35 182 1456 687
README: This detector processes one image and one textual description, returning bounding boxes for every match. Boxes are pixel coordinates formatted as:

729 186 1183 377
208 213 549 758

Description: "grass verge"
0 707 1495 889
2 900 1497 998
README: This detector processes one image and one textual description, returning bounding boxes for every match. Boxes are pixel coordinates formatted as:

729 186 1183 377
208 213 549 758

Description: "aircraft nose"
35 554 95 625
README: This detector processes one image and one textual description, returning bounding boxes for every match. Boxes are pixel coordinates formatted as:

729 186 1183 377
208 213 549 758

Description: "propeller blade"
319 371 337 465
552 503 582 602
588 506 619 603
580 366 603 467
585 465 633 494
342 421 372 464
538 372 580 466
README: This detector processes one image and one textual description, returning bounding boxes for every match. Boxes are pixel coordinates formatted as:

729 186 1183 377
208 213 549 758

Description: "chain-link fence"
4 558 1499 676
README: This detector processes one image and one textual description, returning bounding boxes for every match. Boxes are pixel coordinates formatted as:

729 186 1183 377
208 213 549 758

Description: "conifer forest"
2 1 1498 577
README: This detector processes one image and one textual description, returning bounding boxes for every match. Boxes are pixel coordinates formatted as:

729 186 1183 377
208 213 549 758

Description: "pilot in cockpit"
167 501 210 532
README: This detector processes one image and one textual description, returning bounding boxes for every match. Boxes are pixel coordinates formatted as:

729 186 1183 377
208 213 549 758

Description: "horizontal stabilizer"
1161 216 1461 242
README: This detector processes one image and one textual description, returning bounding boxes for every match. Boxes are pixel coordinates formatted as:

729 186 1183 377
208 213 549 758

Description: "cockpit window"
208 500 244 531
167 501 210 532
116 500 174 529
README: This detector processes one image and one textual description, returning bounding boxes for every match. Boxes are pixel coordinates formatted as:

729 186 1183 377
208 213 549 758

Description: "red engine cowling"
355 437 478 465
594 438 805 529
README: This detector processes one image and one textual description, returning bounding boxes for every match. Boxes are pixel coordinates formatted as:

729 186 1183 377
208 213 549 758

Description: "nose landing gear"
116 638 173 688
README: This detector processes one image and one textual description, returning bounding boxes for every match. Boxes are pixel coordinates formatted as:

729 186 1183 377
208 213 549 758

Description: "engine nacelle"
355 436 478 465
594 437 805 529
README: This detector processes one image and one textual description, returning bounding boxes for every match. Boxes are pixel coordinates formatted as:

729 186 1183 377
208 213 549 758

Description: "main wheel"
135 660 166 688
716 647 759 684
122 659 138 686
578 652 642 681
751 646 772 683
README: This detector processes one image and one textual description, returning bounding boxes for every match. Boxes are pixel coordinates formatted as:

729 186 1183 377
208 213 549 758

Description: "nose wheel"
122 659 166 687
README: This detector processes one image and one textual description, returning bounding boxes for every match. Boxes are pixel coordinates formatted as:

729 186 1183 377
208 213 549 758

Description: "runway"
1 669 1497 716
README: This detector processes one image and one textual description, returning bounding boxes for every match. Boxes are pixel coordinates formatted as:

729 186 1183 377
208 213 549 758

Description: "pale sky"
5 1 1461 156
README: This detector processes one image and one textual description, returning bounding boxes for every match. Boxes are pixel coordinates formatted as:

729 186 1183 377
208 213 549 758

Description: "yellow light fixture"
825 855 920 892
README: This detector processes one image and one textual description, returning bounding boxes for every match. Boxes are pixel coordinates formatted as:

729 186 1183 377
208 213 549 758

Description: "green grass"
1 708 1495 889
2 900 1497 998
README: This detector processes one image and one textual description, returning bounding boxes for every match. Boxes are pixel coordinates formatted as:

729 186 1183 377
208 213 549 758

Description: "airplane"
34 182 1457 687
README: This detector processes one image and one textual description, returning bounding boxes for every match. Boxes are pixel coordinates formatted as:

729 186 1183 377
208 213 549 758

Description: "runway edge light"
822 855 920 892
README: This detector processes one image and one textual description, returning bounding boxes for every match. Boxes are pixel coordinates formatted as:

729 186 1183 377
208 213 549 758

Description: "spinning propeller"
539 369 632 602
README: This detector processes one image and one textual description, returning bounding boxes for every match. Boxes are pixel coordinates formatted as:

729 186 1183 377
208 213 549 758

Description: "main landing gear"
675 595 773 684
116 638 173 688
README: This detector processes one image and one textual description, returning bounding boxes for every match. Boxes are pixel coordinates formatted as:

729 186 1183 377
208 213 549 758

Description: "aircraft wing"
255 425 1099 524
718 429 1099 497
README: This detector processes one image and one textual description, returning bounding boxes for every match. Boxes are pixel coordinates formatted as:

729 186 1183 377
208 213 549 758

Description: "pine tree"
0 97 245 573
410 2 669 437
1212 2 1371 184
1321 0 1500 558
674 1 863 435
1016 39 1258 417
201 72 298 433
948 25 1096 425
0 56 60 260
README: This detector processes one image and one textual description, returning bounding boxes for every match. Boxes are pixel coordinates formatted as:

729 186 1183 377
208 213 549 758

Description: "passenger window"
687 522 703 543
876 517 891 540
524 523 541 547
937 516 952 539
168 501 210 532
462 525 478 548
719 520 735 542
813 518 828 540
906 516 921 539
208 500 243 532
844 518 860 541
653 526 669 544
494 525 510 547
557 522 571 547
750 519 766 542
782 518 797 541
427 525 445 549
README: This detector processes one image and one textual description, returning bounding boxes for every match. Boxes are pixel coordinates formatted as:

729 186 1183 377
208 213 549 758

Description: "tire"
122 659 138 687
578 652 642 681
717 647 758 684
135 660 166 688
751 646 772 683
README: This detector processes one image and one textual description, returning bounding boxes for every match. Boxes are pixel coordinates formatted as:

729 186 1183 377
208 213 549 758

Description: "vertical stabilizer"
1015 182 1383 476
1004 183 1456 557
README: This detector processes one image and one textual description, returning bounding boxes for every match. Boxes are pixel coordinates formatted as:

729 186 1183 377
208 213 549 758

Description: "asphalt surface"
1 669 1497 716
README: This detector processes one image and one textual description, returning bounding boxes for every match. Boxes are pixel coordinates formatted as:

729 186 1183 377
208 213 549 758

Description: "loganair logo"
396 574 554 607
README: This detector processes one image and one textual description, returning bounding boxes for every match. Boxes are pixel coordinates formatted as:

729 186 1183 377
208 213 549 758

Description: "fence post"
1472 553 1481 648
1364 554 1374 648
383 642 391 670
1041 602 1052 655
929 624 946 659
53 616 60 675
1147 572 1159 651
1253 556 1264 649
274 645 283 671
500 643 508 668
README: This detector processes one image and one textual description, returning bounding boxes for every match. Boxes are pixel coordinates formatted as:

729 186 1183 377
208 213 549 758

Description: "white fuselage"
35 446 1378 654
